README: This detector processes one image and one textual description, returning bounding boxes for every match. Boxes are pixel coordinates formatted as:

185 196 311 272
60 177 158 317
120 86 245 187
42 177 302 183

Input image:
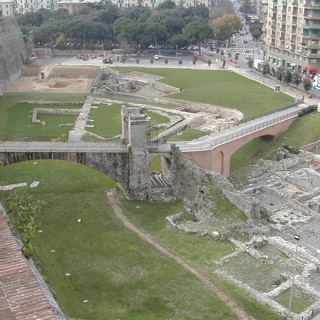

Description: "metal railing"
175 107 300 152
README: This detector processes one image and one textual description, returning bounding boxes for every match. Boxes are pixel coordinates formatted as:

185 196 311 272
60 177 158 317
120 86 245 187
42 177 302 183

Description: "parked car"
103 57 113 64
154 55 159 60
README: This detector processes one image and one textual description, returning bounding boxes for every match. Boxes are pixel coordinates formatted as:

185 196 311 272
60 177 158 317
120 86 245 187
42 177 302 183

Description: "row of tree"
247 58 313 92
17 0 252 52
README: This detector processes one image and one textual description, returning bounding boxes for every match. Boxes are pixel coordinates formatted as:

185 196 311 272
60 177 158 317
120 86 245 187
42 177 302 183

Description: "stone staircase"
150 173 175 200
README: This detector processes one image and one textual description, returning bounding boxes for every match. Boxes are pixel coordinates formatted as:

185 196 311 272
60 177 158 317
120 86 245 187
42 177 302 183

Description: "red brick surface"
0 213 59 320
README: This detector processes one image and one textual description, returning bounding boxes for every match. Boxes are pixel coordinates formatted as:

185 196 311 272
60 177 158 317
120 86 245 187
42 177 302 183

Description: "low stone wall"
32 108 80 125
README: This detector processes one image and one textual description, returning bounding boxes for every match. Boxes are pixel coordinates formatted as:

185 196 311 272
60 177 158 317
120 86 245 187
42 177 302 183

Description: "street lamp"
287 234 300 320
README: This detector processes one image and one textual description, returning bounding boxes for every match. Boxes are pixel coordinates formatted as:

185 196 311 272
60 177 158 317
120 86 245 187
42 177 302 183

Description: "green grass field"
116 68 295 117
0 160 284 320
0 93 84 141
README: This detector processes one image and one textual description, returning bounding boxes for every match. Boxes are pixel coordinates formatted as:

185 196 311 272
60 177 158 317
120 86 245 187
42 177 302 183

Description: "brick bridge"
0 104 304 199
176 103 303 177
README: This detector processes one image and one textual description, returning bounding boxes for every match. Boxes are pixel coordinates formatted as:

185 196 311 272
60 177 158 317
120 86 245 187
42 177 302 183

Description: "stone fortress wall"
0 17 30 93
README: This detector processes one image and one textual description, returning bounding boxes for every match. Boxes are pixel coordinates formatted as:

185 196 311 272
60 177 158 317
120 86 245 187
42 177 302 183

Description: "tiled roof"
0 213 59 320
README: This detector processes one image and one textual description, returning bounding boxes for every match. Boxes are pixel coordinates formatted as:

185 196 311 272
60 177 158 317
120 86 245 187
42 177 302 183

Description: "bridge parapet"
174 104 303 153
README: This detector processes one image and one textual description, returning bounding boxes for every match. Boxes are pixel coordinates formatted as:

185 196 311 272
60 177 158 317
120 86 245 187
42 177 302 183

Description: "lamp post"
288 234 300 320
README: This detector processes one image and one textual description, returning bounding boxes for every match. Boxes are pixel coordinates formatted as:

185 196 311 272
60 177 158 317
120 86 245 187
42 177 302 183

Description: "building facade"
265 0 320 74
0 0 16 16
3 0 209 16
56 0 210 11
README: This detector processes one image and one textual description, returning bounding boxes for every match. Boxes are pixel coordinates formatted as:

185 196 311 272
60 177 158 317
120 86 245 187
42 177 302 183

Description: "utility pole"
287 234 300 320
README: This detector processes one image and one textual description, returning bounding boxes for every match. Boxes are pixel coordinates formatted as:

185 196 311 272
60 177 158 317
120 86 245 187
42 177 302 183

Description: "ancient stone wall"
0 17 30 93
0 151 130 189
162 145 260 222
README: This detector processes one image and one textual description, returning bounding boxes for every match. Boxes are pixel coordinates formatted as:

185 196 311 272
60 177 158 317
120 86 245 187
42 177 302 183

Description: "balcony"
304 2 320 8
305 13 320 20
303 32 320 38
306 52 320 58
304 22 320 29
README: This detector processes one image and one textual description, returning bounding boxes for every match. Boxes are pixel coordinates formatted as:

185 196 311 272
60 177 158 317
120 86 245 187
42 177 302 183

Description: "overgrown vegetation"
7 189 45 257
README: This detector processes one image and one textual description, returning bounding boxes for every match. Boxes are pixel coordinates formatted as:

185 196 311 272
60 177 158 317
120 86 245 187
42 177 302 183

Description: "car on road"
154 55 159 60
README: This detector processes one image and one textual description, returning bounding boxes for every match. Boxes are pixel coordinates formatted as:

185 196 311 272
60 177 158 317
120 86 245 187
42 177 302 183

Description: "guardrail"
238 102 300 125
0 142 128 153
176 107 300 152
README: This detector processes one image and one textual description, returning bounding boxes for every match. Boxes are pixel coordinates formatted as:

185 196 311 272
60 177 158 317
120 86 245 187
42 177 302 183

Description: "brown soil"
6 65 99 93
107 190 255 320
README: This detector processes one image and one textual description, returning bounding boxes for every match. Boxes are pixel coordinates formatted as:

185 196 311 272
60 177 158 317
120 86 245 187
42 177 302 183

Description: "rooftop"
0 213 60 320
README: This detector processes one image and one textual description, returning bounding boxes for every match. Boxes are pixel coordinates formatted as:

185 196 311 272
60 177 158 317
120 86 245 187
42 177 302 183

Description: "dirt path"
106 190 255 320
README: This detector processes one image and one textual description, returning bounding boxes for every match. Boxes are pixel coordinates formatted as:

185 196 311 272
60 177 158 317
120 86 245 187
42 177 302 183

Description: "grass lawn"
0 160 283 320
0 93 84 141
115 68 295 118
168 128 207 141
86 103 171 138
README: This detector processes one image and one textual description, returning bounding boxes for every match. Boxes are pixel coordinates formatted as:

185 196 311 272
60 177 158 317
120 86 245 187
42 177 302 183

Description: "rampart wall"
0 17 30 93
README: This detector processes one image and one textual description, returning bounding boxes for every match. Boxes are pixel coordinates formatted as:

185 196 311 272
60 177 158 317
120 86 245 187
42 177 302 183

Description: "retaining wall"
0 17 30 93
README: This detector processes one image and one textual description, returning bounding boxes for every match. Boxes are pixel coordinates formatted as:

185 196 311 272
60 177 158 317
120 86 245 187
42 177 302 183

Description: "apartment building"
14 0 55 14
0 0 16 15
265 0 320 74
56 0 210 12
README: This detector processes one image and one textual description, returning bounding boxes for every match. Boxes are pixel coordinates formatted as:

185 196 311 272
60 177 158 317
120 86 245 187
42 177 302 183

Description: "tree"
292 71 302 87
157 0 176 9
143 22 167 54
8 190 45 258
38 23 60 46
261 62 270 75
182 21 213 55
210 14 242 44
247 57 254 69
283 68 293 84
54 8 70 21
239 0 255 15
122 6 151 22
113 18 145 50
169 34 189 48
275 66 285 82
210 0 235 19
303 77 312 92
249 21 263 41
